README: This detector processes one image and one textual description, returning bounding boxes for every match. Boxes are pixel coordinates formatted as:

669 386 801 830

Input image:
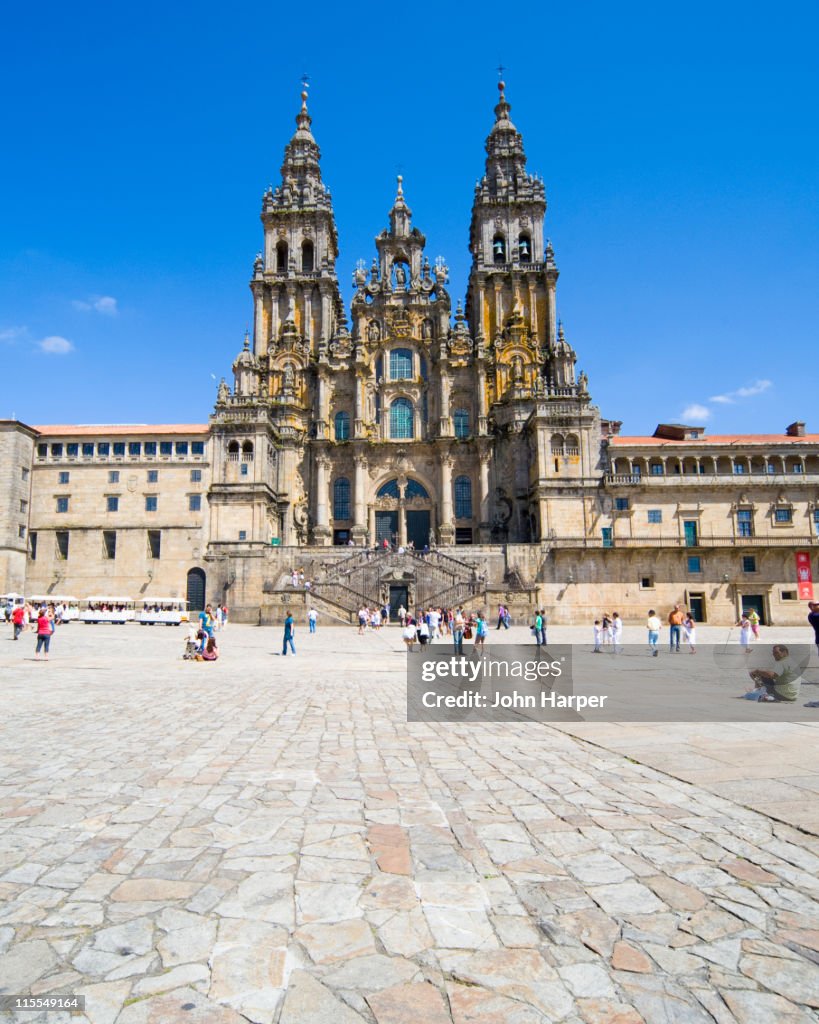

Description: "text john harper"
420 690 608 710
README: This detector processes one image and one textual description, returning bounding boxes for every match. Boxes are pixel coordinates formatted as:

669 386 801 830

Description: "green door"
601 527 613 548
683 520 699 547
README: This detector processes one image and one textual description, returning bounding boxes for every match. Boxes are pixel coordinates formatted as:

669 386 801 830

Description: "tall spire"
389 174 411 237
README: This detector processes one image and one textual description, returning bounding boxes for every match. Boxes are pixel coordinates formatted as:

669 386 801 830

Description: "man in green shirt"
747 645 801 702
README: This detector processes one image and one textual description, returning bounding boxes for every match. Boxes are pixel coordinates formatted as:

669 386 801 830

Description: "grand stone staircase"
309 547 485 620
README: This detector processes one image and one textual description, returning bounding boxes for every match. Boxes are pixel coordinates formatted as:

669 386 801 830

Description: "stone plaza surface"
0 621 818 1023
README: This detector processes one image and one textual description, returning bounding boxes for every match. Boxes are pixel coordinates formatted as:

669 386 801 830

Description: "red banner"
796 551 814 601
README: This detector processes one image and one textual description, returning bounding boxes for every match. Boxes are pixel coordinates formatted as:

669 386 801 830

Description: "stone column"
254 291 265 353
478 448 492 543
354 372 364 438
316 374 328 440
439 453 455 545
352 452 368 544
476 365 488 434
314 455 331 545
547 278 557 345
439 373 451 436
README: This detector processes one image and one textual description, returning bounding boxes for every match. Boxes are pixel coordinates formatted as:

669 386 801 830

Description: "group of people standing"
401 606 489 653
7 601 58 660
183 602 228 662
645 605 698 655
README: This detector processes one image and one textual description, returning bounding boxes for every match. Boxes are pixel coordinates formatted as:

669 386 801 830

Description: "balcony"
547 534 818 550
605 472 818 487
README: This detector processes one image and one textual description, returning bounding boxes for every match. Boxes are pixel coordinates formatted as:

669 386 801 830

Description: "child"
611 612 623 654
646 610 661 656
683 612 697 654
737 613 752 654
593 620 602 653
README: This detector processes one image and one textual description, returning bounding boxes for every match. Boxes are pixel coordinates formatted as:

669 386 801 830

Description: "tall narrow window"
107 496 119 512
454 409 470 438
29 531 37 560
333 477 351 520
189 495 202 512
454 476 472 519
145 495 158 512
301 240 314 272
389 398 414 439
103 530 117 560
334 411 350 441
736 509 753 538
56 496 69 513
389 348 413 380
518 233 532 262
276 241 288 271
147 530 161 559
56 531 69 559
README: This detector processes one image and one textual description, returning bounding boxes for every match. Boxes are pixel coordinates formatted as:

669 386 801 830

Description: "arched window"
551 434 565 455
241 440 254 462
565 433 579 456
301 240 314 272
333 477 351 520
405 480 429 500
227 440 240 462
493 235 506 264
389 398 414 439
334 411 350 441
454 476 472 519
518 233 532 262
377 479 400 499
389 348 413 380
276 241 288 272
453 409 470 438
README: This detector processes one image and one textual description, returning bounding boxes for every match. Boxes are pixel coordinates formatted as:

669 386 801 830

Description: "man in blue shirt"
282 611 296 656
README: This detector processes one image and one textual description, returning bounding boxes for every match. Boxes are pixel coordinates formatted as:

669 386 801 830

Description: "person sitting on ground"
199 636 219 661
743 644 801 702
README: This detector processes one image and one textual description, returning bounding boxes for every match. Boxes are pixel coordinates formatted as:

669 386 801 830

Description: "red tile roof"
33 424 210 437
610 434 819 447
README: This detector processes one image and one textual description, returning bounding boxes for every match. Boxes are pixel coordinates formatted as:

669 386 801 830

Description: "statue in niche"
512 355 524 383
368 321 381 344
282 364 295 393
394 263 407 288
421 319 433 340
578 370 588 394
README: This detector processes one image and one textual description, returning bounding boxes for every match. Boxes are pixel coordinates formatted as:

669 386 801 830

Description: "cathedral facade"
2 86 817 625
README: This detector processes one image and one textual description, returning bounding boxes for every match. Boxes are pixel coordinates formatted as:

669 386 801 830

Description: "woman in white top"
737 614 752 653
683 613 697 654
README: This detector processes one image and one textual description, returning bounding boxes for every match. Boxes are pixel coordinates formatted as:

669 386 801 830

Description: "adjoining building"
3 86 817 623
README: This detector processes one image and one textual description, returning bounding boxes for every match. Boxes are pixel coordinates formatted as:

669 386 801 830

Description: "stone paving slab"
0 622 818 1022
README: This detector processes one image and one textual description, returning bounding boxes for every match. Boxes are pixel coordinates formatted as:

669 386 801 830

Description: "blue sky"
2 0 818 435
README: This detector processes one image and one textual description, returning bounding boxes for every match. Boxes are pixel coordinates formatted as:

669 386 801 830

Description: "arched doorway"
374 478 433 549
186 568 206 611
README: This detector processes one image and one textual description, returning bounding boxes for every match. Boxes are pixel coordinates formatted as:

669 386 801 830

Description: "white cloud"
0 325 28 344
39 335 74 355
709 379 772 405
681 404 711 422
72 295 118 316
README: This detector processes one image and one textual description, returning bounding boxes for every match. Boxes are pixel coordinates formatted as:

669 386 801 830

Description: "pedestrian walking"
683 611 697 654
34 606 54 662
282 610 296 656
737 613 753 654
646 609 661 656
808 601 819 658
611 612 623 653
593 620 602 653
453 607 466 654
668 604 684 652
308 607 318 633
747 607 761 640
474 611 487 651
11 603 25 640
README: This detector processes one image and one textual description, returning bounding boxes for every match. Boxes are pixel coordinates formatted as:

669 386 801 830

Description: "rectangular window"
144 441 157 456
29 531 37 560
147 469 158 483
129 442 141 457
145 495 158 512
191 441 205 456
19 499 27 513
108 470 119 484
240 463 249 476
147 529 161 559
742 555 757 573
175 441 188 456
82 443 94 457
647 509 662 523
103 530 117 560
189 494 202 511
67 443 79 457
51 443 63 457
107 495 119 512
59 471 70 484
22 466 29 480
614 498 629 511
238 530 247 541
781 590 797 601
601 527 613 548
774 508 793 524
56 531 69 559
650 464 664 476
190 469 202 482
736 509 753 538
455 527 473 545
56 496 69 513
814 510 819 536
37 444 47 458
97 442 110 456
733 463 745 474
687 555 702 573
792 463 804 474
18 524 26 539
113 442 125 457
160 441 173 456
639 575 655 589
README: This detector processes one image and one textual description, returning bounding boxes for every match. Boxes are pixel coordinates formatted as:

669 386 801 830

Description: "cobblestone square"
1 621 818 1023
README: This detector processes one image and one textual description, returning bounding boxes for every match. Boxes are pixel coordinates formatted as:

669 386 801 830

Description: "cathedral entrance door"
389 585 409 621
406 510 431 550
186 567 206 611
376 511 398 546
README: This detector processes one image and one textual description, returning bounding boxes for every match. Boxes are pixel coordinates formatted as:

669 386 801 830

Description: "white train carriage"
80 597 135 624
28 596 80 622
138 598 188 626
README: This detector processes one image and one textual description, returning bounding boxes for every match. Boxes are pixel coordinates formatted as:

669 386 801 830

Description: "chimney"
786 421 806 437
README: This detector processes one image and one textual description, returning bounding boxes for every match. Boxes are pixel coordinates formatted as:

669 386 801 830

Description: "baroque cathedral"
3 83 816 624
213 82 597 551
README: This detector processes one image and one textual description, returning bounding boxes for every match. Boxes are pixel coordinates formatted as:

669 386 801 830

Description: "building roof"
32 424 210 437
610 434 819 447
